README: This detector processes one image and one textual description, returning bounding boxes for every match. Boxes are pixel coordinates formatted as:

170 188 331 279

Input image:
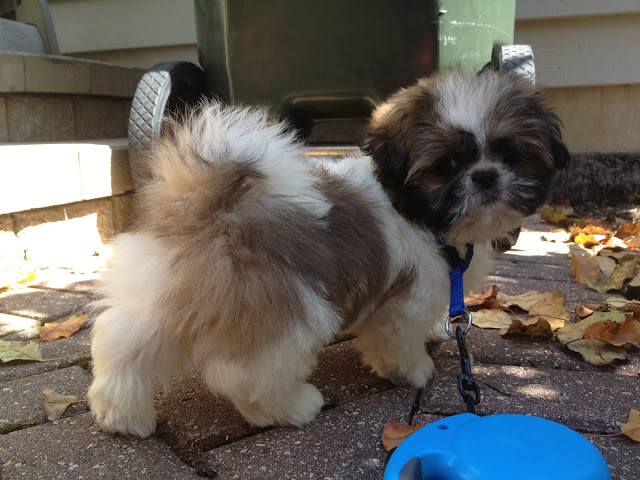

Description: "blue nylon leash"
446 244 474 317
437 240 480 412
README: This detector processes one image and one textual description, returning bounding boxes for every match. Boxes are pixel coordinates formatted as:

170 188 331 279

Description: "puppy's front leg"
352 314 437 388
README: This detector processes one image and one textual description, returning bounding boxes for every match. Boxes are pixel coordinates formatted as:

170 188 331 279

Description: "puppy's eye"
491 139 517 165
433 156 456 174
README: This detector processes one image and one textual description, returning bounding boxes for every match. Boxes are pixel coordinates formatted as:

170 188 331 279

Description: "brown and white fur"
88 69 567 437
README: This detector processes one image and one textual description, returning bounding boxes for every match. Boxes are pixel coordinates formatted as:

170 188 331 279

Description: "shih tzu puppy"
88 69 567 437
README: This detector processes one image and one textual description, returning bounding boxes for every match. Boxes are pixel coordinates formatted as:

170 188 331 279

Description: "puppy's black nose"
471 169 499 190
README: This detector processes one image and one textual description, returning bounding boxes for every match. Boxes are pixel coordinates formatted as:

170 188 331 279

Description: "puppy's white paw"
403 353 436 388
88 380 156 438
236 383 324 427
282 383 324 426
368 352 436 388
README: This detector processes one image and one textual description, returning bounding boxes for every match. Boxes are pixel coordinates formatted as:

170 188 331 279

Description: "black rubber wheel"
494 44 535 85
128 61 206 187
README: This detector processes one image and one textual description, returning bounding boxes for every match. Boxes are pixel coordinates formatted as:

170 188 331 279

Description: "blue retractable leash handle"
383 413 611 480
383 243 612 480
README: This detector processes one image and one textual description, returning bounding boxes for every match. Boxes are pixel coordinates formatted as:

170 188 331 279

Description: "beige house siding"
48 0 198 68
515 3 640 154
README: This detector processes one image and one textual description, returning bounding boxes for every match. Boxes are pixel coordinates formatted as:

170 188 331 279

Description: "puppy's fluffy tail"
137 102 329 219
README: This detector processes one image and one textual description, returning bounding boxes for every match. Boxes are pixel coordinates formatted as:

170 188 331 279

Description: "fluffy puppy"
88 69 567 437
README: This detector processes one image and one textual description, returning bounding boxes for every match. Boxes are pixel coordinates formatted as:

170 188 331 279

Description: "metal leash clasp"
455 326 481 413
445 309 472 338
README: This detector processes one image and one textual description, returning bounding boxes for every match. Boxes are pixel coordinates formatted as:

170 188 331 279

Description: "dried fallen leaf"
0 271 37 294
575 305 594 320
594 256 617 277
0 339 44 363
624 274 640 301
381 420 424 451
556 316 628 366
600 236 632 251
43 389 80 421
584 311 628 324
541 205 574 226
39 312 87 342
568 243 592 258
465 285 499 310
472 309 513 329
571 255 600 285
587 254 639 293
621 409 640 443
557 313 624 342
496 290 542 311
615 222 640 240
563 339 627 366
579 216 614 230
572 232 601 247
606 295 640 308
570 225 613 239
598 249 632 261
625 235 640 248
583 314 640 346
500 318 553 338
622 306 640 320
528 291 570 330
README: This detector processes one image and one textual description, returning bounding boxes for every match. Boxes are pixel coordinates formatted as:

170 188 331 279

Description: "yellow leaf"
43 389 81 421
621 409 640 443
464 285 499 310
472 309 513 329
500 318 553 338
381 420 424 451
563 339 627 366
587 254 638 293
496 290 542 311
573 232 600 247
541 205 574 225
39 312 87 342
528 291 570 330
571 255 600 285
594 256 617 277
0 271 37 293
0 339 44 363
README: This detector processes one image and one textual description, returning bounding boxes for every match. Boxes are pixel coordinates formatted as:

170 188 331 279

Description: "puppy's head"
363 69 568 244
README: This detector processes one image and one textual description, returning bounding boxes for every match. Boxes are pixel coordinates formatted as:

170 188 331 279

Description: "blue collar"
438 240 474 319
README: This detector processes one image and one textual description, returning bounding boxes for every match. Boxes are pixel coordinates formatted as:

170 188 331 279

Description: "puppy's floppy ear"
362 98 412 190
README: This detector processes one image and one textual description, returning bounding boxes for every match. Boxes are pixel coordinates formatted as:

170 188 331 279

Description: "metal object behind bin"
0 0 59 54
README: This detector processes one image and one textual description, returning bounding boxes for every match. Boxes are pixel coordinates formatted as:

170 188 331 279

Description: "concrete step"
0 138 133 280
0 51 143 143
0 138 131 215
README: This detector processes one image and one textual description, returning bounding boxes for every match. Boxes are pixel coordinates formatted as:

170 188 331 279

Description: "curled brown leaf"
381 420 425 452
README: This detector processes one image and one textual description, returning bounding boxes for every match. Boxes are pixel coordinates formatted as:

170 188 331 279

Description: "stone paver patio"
0 214 638 479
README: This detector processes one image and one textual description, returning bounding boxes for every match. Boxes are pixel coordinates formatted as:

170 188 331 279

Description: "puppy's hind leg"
88 307 179 437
